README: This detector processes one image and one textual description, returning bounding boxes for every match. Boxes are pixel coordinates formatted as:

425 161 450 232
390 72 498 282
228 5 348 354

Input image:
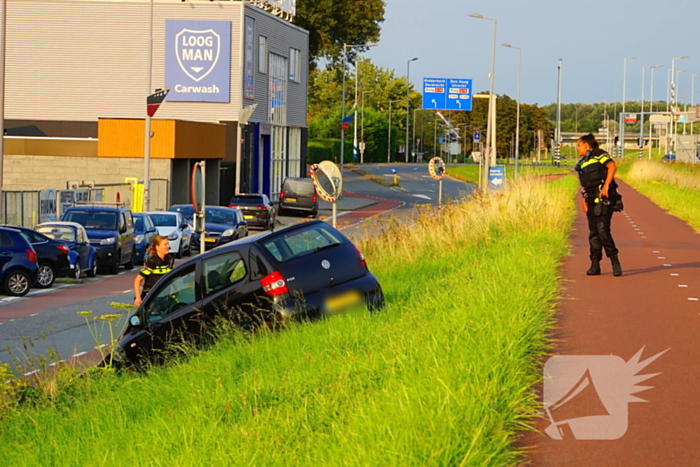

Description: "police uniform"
138 253 174 298
575 148 622 276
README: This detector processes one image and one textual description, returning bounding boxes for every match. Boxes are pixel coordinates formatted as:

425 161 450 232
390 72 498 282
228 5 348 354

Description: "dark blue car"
169 205 248 251
35 222 98 278
0 227 39 296
132 213 158 265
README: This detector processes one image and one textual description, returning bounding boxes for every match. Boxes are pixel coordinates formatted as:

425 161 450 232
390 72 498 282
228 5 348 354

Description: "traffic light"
549 130 555 140
614 136 620 146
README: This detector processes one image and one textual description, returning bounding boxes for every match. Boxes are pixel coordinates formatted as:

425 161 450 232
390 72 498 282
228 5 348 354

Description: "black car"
0 227 39 297
62 204 135 274
0 224 72 288
278 177 318 218
113 220 384 367
228 194 276 230
169 205 248 251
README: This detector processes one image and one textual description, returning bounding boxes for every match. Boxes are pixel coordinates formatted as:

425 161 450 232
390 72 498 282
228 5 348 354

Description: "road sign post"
488 166 505 190
191 161 206 255
422 77 473 111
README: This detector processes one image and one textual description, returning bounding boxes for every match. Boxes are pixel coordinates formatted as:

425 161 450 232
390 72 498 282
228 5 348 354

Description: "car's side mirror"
180 223 188 230
129 315 142 327
147 227 157 233
79 241 88 246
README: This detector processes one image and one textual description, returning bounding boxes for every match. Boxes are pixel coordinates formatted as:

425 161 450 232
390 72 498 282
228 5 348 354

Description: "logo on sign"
175 29 221 82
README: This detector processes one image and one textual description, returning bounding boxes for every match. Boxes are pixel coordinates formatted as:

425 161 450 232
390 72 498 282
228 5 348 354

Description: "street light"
502 42 521 179
648 65 663 159
387 99 402 163
641 65 662 160
620 56 637 158
692 73 700 136
675 69 686 138
405 57 418 163
340 42 377 171
142 0 155 211
0 0 7 220
360 89 375 163
469 13 497 193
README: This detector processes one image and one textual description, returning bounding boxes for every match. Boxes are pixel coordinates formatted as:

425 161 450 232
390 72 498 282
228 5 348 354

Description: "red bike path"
520 179 700 465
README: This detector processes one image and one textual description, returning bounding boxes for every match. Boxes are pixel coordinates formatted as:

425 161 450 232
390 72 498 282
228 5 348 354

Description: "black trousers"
586 204 618 259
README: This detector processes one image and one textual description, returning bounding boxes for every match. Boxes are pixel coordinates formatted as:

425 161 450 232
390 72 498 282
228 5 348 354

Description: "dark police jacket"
575 149 618 202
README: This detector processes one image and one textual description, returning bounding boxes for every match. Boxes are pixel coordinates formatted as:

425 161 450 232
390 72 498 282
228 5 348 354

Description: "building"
2 0 308 210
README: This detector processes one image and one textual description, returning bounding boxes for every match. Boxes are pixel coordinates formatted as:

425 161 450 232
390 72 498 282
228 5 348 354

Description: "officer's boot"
610 254 622 277
586 256 601 276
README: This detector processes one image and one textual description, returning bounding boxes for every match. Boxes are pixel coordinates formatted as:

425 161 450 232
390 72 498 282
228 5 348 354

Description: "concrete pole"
340 44 347 170
692 73 699 137
0 0 6 221
620 57 637 159
405 58 418 163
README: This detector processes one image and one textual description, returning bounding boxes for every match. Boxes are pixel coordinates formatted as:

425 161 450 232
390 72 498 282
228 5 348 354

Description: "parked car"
0 227 39 296
112 220 384 367
146 211 192 258
278 177 318 218
35 222 98 279
228 194 276 231
62 204 135 274
170 205 248 251
132 213 158 265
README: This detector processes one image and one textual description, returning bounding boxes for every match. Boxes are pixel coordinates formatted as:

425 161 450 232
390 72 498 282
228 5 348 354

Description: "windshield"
283 180 315 196
149 214 178 227
230 196 264 205
169 205 195 219
63 211 117 230
133 216 144 231
205 209 237 225
36 226 76 242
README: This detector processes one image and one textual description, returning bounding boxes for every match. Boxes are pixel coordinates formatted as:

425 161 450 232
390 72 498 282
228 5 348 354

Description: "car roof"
65 205 127 213
146 211 179 216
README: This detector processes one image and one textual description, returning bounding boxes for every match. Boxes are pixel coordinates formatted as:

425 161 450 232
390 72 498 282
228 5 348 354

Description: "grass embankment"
448 164 570 184
618 160 700 233
0 176 577 466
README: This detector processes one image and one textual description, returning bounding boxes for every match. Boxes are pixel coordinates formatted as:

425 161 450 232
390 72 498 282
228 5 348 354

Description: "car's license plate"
205 238 216 243
244 215 254 219
287 198 297 202
325 290 362 314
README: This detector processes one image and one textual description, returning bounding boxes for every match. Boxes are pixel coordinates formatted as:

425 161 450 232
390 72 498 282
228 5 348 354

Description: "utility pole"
556 59 562 166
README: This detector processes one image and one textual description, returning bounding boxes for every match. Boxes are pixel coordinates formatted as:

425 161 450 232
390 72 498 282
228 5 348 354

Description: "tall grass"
448 164 569 184
0 176 577 466
620 160 700 232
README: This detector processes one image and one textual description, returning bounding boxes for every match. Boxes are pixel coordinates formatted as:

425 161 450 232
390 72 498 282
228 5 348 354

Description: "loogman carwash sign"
165 20 231 103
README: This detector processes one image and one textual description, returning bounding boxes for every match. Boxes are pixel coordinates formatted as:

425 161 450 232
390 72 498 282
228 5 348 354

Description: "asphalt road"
0 164 475 373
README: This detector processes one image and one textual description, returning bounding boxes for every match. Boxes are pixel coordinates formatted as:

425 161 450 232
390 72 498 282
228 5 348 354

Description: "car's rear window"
64 210 117 230
0 230 14 248
150 214 178 227
37 226 76 242
283 180 315 196
260 224 343 262
230 196 264 205
169 205 195 219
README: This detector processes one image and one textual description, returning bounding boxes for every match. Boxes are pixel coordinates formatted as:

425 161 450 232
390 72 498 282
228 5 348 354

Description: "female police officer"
575 133 622 276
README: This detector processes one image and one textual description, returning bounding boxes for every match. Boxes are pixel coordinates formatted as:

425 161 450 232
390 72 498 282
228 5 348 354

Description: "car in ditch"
112 219 384 367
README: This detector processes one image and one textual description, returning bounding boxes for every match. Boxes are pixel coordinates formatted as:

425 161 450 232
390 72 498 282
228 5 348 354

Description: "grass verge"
0 175 578 466
619 160 700 233
448 164 570 184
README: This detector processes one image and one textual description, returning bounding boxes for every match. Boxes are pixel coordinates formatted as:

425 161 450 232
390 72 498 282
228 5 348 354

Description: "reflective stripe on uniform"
580 154 610 169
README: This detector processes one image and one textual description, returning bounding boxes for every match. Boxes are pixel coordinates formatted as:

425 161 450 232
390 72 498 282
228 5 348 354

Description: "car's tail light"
261 271 288 296
55 245 70 254
256 206 266 210
279 190 285 200
229 205 238 209
26 250 37 263
354 246 367 269
312 193 317 203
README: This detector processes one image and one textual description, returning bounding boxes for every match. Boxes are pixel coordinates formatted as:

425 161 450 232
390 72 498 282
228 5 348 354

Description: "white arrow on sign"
456 100 461 109
491 177 504 186
432 99 437 107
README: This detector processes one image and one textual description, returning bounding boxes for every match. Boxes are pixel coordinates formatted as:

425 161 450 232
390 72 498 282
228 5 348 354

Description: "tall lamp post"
387 99 402 163
675 69 686 137
469 13 497 193
405 57 418 163
648 65 663 159
502 43 521 179
360 89 375 163
340 42 377 171
692 73 699 137
620 56 637 158
0 0 7 221
669 56 688 151
142 0 154 211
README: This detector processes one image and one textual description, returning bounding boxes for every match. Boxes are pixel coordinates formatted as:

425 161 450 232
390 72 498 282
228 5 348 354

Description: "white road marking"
642 236 647 238
658 257 666 259
671 273 680 276
690 298 699 301
412 194 432 200
678 285 688 288
664 264 672 267
72 351 87 358
653 251 660 253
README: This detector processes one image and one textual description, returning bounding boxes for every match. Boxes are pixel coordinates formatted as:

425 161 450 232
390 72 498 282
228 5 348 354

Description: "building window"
268 53 287 126
271 126 287 198
289 48 301 82
258 36 268 74
288 128 301 177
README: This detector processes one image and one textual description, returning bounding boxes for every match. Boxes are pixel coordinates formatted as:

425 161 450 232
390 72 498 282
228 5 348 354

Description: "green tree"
295 0 386 66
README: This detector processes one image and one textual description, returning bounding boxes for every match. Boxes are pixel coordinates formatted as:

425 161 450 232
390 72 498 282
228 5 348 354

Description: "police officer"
134 235 174 306
575 133 622 276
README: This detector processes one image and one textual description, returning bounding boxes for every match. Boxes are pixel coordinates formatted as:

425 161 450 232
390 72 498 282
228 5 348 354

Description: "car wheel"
73 262 82 280
109 251 120 275
124 252 134 270
5 270 31 297
184 240 192 257
36 263 56 288
310 209 318 219
87 261 97 278
268 219 275 231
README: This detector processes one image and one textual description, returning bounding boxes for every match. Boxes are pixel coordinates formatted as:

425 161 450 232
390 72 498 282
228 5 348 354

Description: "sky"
362 0 700 107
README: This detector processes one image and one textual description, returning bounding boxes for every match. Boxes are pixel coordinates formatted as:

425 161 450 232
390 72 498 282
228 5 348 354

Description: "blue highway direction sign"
489 166 505 189
446 79 472 111
423 77 472 111
422 78 447 110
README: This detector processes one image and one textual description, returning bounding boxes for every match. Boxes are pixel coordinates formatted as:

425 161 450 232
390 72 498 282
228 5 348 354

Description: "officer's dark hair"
579 133 599 150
